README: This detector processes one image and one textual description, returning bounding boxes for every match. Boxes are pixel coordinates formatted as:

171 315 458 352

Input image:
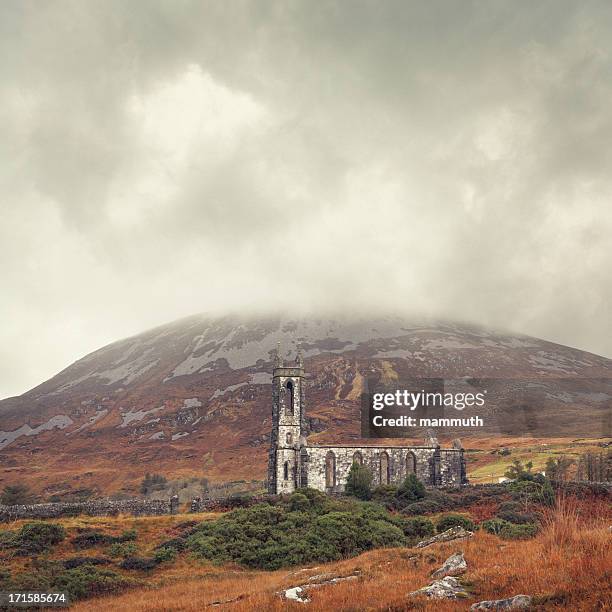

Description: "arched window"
286 380 294 415
283 461 289 480
286 432 293 445
405 451 416 475
380 451 389 485
353 451 363 465
325 451 336 489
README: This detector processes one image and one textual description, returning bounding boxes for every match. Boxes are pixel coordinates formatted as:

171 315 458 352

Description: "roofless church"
267 350 467 495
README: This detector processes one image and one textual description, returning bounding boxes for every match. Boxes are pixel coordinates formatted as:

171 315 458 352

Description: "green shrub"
71 531 114 549
400 516 435 541
402 500 442 515
436 514 475 533
288 492 310 512
15 522 66 554
424 490 456 510
345 462 374 500
482 518 538 540
0 569 12 590
117 529 138 542
63 557 111 570
53 565 130 599
372 485 398 507
499 523 539 539
496 510 538 525
119 556 157 571
156 537 188 552
154 547 177 563
186 495 408 570
508 479 555 507
107 542 137 558
396 474 426 505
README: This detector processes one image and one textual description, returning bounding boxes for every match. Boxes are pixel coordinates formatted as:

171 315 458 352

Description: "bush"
71 532 113 549
186 494 408 570
54 565 130 599
424 489 456 510
402 500 442 515
72 529 137 550
509 479 555 507
372 485 398 507
400 516 435 541
345 462 374 500
436 514 475 533
481 518 507 536
117 529 137 542
396 474 426 505
63 557 111 570
482 518 538 540
119 556 157 571
107 542 137 558
497 510 538 525
15 522 66 554
156 537 188 552
154 547 177 563
288 492 310 512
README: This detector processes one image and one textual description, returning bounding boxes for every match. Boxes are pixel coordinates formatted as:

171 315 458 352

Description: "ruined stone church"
267 351 467 495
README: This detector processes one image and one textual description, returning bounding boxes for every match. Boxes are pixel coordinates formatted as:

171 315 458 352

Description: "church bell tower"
267 346 305 494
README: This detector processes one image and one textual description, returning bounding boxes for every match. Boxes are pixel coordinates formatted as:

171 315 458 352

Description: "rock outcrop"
431 552 467 578
416 526 473 548
470 595 532 610
409 576 469 599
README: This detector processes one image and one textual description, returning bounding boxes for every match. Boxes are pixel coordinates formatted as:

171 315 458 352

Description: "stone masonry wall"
0 499 171 522
302 446 464 493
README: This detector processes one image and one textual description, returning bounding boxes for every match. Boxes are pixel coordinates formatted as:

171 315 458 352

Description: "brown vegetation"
64 495 611 611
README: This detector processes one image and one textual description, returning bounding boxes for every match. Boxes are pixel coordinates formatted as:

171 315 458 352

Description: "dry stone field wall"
0 499 172 522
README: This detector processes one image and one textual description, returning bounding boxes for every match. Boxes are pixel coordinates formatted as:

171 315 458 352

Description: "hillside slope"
0 315 610 496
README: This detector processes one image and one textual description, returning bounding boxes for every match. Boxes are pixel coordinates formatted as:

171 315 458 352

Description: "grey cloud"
0 0 611 398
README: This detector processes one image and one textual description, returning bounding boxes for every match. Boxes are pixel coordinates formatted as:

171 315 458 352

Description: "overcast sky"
1 1 611 399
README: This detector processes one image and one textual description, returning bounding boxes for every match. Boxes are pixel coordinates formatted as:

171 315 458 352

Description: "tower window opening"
284 461 289 480
286 380 294 415
286 432 293 445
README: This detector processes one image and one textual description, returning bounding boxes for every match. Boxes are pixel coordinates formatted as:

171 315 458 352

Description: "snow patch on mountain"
0 415 74 449
119 406 165 428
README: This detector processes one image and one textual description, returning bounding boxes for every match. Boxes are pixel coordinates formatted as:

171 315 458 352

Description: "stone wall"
301 445 464 492
0 498 171 522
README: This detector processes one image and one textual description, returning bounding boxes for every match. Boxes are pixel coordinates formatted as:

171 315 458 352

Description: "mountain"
0 315 610 498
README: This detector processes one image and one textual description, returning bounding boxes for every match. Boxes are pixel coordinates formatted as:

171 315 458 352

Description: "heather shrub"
14 522 66 554
436 514 475 533
400 516 435 541
119 556 157 571
107 542 137 558
154 546 177 563
54 565 130 599
482 518 538 540
187 490 407 570
63 557 111 569
402 500 442 515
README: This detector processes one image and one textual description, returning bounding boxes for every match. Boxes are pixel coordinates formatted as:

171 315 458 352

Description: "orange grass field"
61 496 611 612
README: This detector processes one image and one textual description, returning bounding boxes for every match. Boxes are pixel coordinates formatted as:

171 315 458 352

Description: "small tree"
1 484 35 505
396 473 426 505
345 462 373 500
545 456 574 482
504 459 533 481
